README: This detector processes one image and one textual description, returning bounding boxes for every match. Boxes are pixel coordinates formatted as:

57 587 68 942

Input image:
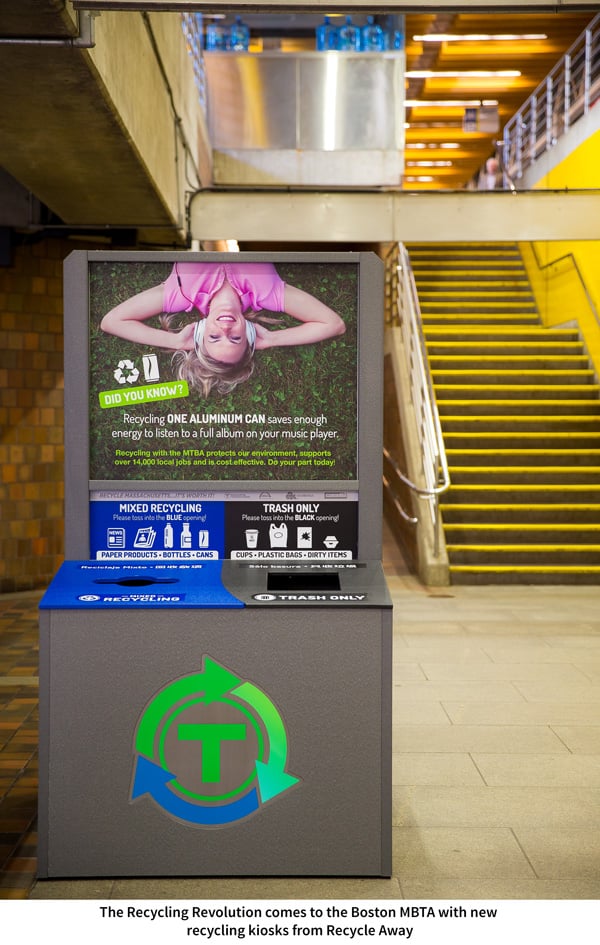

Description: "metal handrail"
503 13 600 182
385 243 450 556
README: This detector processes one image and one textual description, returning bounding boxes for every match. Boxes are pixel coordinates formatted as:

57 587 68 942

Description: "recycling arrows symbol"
131 657 300 828
114 359 140 384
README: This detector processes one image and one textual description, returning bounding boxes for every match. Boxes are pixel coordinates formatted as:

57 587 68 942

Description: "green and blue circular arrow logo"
130 657 300 827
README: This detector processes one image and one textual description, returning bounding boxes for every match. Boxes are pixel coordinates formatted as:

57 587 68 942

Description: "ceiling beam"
189 189 600 242
73 2 600 11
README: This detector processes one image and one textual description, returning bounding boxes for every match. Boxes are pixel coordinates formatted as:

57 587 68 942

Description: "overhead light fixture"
406 160 453 167
408 142 461 149
406 70 521 78
404 176 435 182
405 99 498 108
412 33 547 43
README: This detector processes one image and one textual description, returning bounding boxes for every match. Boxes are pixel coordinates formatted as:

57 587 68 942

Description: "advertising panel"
88 259 357 484
72 253 372 562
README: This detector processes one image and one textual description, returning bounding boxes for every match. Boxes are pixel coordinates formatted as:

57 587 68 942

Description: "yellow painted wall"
520 129 600 377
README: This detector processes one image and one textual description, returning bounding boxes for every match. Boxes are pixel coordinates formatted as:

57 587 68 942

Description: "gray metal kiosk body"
39 251 392 878
38 560 391 877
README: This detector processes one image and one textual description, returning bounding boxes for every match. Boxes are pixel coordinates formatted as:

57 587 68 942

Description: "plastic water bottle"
228 15 250 52
392 29 405 51
361 15 385 52
316 15 337 51
205 21 226 51
337 16 360 52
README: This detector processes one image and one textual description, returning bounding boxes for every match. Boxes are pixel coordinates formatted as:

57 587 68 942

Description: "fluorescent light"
412 33 547 43
404 176 435 182
406 99 499 108
406 70 521 78
406 160 453 167
406 99 488 108
408 142 461 149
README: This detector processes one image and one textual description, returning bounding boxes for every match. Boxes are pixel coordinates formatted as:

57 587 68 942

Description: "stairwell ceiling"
402 10 594 188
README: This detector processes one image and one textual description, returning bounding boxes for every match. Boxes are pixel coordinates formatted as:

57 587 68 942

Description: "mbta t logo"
130 657 299 828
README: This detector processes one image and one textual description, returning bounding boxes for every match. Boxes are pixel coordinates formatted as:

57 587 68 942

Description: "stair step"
409 248 521 260
448 466 600 484
418 288 535 298
432 370 595 384
422 305 538 314
443 484 600 504
425 326 578 337
415 278 531 288
443 432 600 448
430 355 589 366
435 385 600 400
444 523 600 543
447 545 600 565
437 401 600 416
440 416 600 433
440 504 600 524
427 342 584 356
449 564 600 585
423 316 541 326
446 449 600 467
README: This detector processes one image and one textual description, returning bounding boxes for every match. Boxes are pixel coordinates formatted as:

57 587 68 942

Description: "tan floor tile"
396 623 468 636
392 827 535 879
421 662 589 683
394 682 524 703
479 642 581 663
551 725 600 753
545 634 600 647
516 681 600 703
29 879 116 899
392 753 484 786
401 876 600 900
572 663 600 684
444 701 600 726
393 724 566 754
393 663 427 682
393 786 600 828
108 877 402 900
393 703 451 725
515 827 600 879
393 643 492 663
472 753 600 787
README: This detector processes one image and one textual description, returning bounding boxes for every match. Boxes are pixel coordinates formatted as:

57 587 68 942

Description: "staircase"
408 241 600 584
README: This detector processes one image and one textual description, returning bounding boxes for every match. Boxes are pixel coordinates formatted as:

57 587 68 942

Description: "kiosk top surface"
39 560 244 609
40 560 392 609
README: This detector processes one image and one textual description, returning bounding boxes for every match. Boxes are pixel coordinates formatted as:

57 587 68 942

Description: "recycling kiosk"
39 250 392 878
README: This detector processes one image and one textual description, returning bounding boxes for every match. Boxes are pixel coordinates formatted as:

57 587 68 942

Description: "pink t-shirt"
163 261 285 316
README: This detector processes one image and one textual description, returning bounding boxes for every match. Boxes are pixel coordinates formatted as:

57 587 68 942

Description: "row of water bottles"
205 16 250 52
316 16 404 52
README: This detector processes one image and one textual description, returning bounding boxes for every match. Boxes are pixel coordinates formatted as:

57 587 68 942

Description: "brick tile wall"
1 238 81 592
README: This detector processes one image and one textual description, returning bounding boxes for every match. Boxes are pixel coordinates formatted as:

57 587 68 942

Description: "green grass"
88 260 358 482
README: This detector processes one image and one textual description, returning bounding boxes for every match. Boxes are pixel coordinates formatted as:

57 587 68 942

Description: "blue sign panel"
90 498 225 561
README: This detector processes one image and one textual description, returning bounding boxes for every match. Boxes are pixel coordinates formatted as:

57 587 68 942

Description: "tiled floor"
2 530 600 900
